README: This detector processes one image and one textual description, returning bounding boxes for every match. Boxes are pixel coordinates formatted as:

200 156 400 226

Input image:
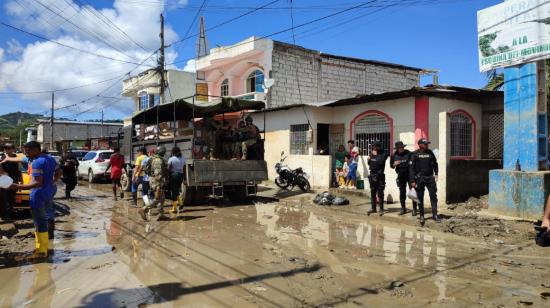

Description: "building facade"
195 37 423 108
250 86 503 204
122 69 196 113
37 120 123 151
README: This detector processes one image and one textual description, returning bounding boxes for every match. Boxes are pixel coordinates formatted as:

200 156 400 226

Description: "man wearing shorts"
10 141 57 259
106 147 125 201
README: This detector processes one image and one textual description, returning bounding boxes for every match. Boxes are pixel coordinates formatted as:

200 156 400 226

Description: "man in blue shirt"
10 141 58 259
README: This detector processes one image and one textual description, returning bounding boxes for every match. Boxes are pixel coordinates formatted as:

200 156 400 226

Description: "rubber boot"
47 220 55 240
138 207 148 221
157 202 166 221
432 204 441 222
170 201 178 214
29 232 48 260
412 202 418 216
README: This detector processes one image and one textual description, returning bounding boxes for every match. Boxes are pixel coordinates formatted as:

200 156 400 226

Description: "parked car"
71 150 89 161
77 150 113 183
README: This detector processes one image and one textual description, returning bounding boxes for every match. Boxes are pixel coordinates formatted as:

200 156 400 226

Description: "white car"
78 150 113 183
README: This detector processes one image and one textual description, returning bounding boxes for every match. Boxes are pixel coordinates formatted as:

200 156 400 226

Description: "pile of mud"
447 195 489 212
433 213 533 244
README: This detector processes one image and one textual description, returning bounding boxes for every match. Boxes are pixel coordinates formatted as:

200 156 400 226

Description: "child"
339 156 350 188
345 155 358 189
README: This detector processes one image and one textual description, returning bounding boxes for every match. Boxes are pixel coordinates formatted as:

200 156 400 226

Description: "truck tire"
180 184 196 206
121 171 131 192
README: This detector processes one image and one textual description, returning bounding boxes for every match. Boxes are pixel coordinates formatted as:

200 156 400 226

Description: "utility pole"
101 109 104 140
159 13 165 106
50 92 54 151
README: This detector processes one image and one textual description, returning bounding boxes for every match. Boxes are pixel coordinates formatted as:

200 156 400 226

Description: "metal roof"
260 85 503 113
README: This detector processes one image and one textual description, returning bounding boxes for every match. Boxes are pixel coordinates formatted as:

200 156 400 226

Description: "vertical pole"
19 129 22 149
158 13 165 146
101 109 104 141
51 92 54 151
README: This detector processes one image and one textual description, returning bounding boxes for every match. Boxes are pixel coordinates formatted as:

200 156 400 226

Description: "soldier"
367 141 389 216
220 121 234 159
240 116 259 160
203 116 220 160
138 146 168 221
390 141 417 216
409 138 440 226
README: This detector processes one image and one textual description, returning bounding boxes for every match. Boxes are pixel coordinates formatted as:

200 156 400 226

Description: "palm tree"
484 69 504 91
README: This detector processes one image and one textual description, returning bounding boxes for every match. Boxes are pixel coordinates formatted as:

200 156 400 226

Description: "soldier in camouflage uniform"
138 146 168 221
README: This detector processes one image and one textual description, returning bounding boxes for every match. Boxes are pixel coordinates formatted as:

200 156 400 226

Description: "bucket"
356 180 364 190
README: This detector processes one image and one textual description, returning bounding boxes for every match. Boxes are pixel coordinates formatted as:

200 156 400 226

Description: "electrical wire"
31 0 140 62
0 21 155 66
0 75 126 95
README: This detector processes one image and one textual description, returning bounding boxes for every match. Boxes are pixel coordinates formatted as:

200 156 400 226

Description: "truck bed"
189 160 268 183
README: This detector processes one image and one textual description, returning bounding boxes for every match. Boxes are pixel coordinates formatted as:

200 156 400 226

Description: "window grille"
139 93 148 111
488 113 503 159
221 79 229 96
353 114 391 155
290 124 310 155
246 70 265 93
450 112 473 157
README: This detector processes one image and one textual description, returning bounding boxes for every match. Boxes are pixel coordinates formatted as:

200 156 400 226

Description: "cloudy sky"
0 0 499 121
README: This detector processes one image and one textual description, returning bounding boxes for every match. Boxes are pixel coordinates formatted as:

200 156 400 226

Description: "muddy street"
1 183 549 307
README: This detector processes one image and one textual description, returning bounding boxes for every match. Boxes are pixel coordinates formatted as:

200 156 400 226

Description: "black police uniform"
367 150 388 213
390 149 418 214
409 149 439 220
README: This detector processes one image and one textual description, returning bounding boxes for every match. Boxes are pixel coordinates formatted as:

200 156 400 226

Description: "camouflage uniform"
149 154 168 213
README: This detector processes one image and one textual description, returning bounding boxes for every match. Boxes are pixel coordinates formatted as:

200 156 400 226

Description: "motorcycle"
274 151 311 192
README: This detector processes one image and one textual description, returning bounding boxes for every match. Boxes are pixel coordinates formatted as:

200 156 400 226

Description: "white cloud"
183 59 196 72
1 0 187 120
6 39 24 56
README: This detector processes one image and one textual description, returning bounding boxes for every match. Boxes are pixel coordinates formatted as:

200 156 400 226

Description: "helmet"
156 145 166 157
245 116 253 123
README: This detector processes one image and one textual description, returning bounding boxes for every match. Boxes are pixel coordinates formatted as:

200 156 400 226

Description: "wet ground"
1 183 549 307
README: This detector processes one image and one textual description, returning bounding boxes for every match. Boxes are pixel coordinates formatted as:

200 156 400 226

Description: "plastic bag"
319 197 332 206
0 175 13 189
407 188 420 203
143 195 153 207
332 197 349 206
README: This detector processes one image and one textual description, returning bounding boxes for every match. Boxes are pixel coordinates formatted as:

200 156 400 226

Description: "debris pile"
313 192 350 206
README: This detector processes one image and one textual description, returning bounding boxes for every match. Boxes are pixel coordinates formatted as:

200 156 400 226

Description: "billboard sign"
478 0 550 72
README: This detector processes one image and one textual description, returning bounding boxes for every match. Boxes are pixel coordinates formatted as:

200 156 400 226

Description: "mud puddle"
0 183 549 307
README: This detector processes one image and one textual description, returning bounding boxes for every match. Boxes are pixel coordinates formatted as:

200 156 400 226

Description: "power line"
31 0 139 62
0 21 155 66
0 75 125 95
167 0 381 65
74 0 149 52
170 0 209 56
166 0 283 48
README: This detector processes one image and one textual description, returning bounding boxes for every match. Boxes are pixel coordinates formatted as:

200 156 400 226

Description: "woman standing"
168 147 185 213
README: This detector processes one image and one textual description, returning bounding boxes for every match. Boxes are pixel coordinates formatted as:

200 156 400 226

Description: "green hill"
0 112 44 146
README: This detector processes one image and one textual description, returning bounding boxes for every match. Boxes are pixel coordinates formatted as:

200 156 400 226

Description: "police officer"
367 141 389 216
390 141 417 216
139 145 168 221
409 138 440 226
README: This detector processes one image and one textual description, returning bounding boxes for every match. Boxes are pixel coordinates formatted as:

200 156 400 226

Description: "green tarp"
132 97 265 124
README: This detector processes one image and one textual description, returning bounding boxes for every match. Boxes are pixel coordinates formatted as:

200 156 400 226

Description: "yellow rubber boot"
170 201 178 214
37 232 49 256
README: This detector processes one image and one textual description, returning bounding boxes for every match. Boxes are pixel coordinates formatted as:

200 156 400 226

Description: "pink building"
195 37 422 107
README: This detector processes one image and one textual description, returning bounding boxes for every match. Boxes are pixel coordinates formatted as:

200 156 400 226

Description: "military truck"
120 96 268 204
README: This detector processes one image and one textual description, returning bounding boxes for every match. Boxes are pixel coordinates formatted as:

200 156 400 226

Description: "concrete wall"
489 170 550 219
447 159 502 203
270 42 420 108
38 122 122 144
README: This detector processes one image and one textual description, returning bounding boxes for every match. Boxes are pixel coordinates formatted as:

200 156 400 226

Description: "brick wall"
270 42 420 107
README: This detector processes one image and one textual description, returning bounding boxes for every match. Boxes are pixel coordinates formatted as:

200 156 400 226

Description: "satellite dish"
263 78 275 89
